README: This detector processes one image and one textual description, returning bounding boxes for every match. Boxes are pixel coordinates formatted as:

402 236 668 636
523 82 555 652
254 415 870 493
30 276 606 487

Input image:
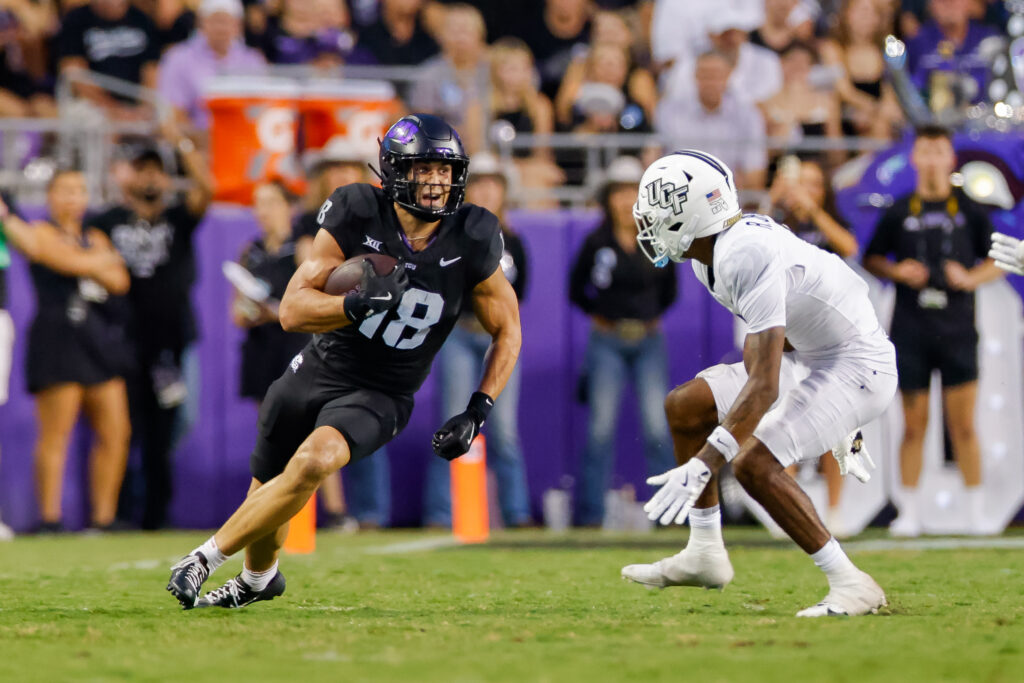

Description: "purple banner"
0 207 735 531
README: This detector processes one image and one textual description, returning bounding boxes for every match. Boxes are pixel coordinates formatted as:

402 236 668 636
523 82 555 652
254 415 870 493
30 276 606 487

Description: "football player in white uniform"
621 151 897 617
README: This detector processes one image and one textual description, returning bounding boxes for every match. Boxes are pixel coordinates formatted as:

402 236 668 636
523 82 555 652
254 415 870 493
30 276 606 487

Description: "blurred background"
0 0 1023 538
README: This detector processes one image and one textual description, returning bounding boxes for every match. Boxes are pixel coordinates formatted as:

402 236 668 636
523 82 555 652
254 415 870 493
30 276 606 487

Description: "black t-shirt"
89 200 203 357
314 184 503 396
569 221 677 321
57 5 161 90
352 18 438 66
865 190 993 335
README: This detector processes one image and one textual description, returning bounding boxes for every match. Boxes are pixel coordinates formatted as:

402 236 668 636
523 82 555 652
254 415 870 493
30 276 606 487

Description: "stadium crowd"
0 0 1019 537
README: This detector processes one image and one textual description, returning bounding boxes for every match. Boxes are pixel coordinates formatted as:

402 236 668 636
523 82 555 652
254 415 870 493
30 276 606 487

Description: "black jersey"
313 183 503 396
89 200 202 357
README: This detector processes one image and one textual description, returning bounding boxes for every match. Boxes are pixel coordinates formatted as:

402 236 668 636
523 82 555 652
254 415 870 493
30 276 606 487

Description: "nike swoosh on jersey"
439 256 462 267
369 293 393 301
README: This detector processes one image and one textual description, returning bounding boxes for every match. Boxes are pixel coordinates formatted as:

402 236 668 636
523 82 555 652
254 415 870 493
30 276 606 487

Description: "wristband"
707 426 740 462
465 391 494 426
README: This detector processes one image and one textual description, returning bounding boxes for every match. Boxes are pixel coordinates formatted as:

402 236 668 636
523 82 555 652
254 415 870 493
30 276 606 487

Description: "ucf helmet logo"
644 177 689 214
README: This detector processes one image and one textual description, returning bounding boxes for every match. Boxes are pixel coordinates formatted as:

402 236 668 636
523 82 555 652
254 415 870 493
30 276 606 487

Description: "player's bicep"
471 266 520 339
285 228 345 295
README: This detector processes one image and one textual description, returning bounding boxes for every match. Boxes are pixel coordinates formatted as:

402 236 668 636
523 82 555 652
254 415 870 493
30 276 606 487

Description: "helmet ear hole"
667 222 683 232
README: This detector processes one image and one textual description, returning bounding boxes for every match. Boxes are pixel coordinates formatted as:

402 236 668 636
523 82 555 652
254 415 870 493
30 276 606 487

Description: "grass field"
1 528 1022 682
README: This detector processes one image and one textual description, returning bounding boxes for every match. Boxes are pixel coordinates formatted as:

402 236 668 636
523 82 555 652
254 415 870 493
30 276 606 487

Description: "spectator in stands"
258 0 356 66
517 0 592 100
487 37 564 202
656 51 768 189
409 3 490 153
425 153 532 528
751 0 815 54
863 125 1003 537
649 0 710 73
89 123 213 530
660 6 783 112
569 156 676 527
352 0 438 66
820 0 903 140
906 0 1000 110
555 15 657 127
0 172 131 533
590 8 651 72
57 0 162 120
768 156 859 257
558 42 653 132
158 0 265 134
136 0 196 48
0 0 58 117
760 41 842 166
290 143 393 528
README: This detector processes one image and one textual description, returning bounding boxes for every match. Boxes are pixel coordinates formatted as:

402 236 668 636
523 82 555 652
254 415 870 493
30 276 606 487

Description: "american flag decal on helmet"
705 189 721 203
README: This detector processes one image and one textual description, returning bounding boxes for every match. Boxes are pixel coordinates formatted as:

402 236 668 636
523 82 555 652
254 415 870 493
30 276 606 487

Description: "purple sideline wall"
0 207 737 531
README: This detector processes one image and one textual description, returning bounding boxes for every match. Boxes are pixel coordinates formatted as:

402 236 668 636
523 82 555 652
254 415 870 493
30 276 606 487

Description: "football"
323 253 399 296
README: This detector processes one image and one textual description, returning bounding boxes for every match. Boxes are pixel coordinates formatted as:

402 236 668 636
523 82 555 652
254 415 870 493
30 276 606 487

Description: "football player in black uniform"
167 114 522 609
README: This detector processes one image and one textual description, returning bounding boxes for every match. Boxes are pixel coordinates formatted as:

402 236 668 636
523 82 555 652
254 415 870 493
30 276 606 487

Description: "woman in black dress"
232 181 308 402
0 170 131 532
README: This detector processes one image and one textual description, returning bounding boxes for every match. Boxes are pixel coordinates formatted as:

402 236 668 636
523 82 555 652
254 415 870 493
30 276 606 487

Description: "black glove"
432 391 494 460
343 260 408 323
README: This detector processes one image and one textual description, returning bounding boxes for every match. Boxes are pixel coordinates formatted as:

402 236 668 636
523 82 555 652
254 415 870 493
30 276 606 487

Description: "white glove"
831 429 875 483
989 232 1024 276
643 459 712 526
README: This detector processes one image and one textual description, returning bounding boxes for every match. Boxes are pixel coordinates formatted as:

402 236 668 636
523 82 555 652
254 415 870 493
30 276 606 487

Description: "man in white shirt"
661 7 782 106
655 51 767 189
622 150 897 617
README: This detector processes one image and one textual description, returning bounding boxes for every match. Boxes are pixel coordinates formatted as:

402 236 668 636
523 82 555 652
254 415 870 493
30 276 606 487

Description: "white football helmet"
633 151 741 266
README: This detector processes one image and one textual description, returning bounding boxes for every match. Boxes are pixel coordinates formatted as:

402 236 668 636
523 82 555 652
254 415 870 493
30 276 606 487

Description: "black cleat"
166 552 210 609
195 571 286 609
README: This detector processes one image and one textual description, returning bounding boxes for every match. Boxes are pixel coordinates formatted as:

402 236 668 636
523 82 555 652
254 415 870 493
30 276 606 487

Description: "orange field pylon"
284 493 317 554
451 435 489 544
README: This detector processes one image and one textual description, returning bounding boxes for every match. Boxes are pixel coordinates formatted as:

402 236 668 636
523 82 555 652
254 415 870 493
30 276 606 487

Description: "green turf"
1 528 1022 682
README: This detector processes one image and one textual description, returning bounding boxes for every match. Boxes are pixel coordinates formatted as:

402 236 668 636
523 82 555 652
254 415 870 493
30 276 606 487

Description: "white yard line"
361 536 462 555
845 536 1024 552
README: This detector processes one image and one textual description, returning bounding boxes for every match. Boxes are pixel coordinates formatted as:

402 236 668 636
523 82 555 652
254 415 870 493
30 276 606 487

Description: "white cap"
199 0 243 18
705 7 758 35
575 82 626 117
604 155 644 186
302 137 375 174
469 152 510 182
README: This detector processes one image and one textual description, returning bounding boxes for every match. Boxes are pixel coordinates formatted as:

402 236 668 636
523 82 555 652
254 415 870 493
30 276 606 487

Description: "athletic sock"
242 561 278 592
686 505 724 551
810 537 859 585
193 536 228 573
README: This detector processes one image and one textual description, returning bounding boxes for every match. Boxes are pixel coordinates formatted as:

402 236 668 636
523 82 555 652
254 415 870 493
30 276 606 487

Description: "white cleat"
621 546 734 590
796 571 886 617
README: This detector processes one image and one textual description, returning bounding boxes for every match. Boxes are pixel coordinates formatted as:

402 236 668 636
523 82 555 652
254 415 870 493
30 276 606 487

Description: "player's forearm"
279 288 352 333
477 325 521 400
697 379 776 471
